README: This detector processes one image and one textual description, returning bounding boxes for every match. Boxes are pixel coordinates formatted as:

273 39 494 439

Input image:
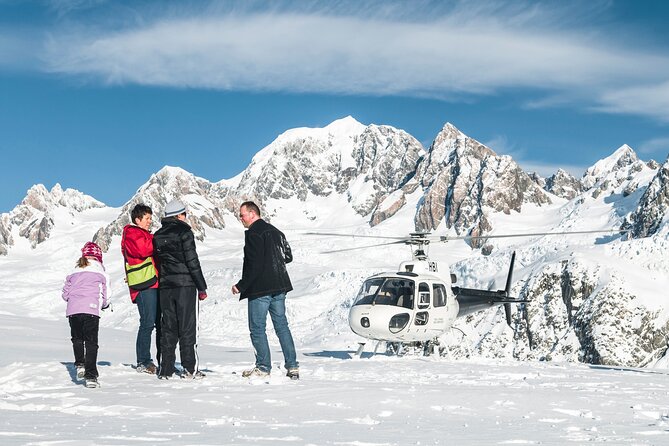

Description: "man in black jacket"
154 199 207 379
232 201 299 380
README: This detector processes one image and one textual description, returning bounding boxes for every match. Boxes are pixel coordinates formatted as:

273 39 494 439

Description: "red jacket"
121 224 159 302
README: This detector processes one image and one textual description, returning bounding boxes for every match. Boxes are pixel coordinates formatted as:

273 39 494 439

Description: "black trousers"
159 286 198 376
69 314 100 379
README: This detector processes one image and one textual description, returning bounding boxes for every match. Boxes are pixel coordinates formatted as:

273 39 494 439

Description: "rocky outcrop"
545 169 583 200
413 123 551 242
528 172 546 189
370 190 407 226
93 166 228 251
625 156 669 238
0 214 13 255
448 256 669 367
348 125 424 216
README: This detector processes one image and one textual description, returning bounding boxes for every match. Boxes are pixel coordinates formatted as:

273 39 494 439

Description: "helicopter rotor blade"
306 232 410 241
321 240 408 254
437 229 629 242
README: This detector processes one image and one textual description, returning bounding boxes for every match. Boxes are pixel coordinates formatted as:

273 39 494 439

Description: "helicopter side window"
418 282 430 309
433 283 447 307
353 278 384 306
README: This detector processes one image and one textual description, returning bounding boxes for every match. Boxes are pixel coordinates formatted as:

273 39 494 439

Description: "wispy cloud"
637 137 669 157
43 10 663 94
594 81 669 123
4 1 669 122
483 134 516 158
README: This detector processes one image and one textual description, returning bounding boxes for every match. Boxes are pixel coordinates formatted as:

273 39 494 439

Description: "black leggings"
69 314 100 379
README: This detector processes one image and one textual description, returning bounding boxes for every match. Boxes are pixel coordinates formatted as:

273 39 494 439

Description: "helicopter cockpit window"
418 282 430 309
353 278 384 306
354 278 415 309
394 283 415 309
433 284 447 307
378 279 415 309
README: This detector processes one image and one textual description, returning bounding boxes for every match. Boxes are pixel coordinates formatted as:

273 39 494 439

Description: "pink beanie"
81 241 103 263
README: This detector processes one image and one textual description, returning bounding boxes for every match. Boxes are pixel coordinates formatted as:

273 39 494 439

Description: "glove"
198 291 208 301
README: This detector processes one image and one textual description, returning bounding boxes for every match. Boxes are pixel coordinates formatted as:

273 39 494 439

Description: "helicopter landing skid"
354 342 366 357
353 341 387 358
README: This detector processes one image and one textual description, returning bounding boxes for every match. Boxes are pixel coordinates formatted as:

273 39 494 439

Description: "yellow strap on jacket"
125 257 158 291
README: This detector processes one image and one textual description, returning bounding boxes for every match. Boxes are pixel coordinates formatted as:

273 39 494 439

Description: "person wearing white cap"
153 199 208 379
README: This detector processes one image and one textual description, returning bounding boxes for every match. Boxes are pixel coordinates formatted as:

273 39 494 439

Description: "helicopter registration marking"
428 262 438 272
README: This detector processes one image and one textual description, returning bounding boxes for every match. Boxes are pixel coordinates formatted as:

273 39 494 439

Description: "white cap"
164 199 186 217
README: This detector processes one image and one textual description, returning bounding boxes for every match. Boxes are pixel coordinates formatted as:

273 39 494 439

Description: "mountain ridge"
1 118 663 255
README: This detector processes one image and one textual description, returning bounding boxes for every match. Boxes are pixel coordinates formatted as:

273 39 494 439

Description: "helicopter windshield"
353 278 415 309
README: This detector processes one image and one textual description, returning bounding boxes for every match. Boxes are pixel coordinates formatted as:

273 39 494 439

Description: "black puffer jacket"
154 218 207 291
235 219 293 300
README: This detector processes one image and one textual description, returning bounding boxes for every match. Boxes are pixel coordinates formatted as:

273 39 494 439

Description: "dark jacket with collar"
153 218 207 292
235 218 293 300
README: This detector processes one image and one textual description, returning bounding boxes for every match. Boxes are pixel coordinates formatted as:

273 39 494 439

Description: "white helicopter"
311 229 627 356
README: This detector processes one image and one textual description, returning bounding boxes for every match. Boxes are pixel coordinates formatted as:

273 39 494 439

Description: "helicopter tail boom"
453 251 526 323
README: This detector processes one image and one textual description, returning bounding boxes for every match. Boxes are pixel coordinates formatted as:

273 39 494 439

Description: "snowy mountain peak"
50 183 64 200
323 115 366 134
442 121 463 133
230 118 423 220
21 184 51 212
433 122 467 146
582 145 639 189
273 116 366 143
93 167 228 251
0 183 104 253
414 123 550 237
17 183 104 213
545 169 583 200
154 165 192 178
581 145 652 199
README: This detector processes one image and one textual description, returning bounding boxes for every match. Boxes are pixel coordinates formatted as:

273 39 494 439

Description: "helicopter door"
431 283 449 331
414 282 431 329
417 282 430 309
433 283 447 307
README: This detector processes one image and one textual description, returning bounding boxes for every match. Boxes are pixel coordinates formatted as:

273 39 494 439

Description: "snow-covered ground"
1 196 669 444
2 312 669 445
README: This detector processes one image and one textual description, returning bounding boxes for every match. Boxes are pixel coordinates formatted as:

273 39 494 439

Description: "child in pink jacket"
62 242 111 388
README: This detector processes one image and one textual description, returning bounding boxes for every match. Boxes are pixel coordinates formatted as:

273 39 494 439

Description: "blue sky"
1 0 669 213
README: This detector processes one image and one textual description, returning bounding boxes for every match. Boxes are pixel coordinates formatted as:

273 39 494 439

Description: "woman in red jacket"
121 204 160 374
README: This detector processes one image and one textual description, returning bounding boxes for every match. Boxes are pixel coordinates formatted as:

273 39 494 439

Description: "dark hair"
131 204 152 224
76 256 89 268
241 201 261 217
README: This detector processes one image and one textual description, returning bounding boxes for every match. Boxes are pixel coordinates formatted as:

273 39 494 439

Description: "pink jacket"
62 260 112 317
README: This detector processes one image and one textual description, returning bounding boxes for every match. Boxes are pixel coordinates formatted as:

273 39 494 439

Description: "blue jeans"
136 288 160 366
248 293 298 373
